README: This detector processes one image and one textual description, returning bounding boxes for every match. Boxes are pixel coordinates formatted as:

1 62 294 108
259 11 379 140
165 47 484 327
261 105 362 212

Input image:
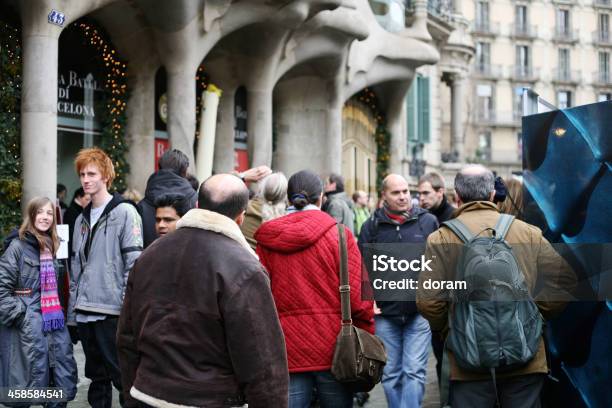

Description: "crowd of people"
0 146 575 408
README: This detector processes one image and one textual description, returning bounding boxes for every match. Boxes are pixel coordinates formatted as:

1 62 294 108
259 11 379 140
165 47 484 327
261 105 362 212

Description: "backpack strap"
441 219 474 244
494 214 515 240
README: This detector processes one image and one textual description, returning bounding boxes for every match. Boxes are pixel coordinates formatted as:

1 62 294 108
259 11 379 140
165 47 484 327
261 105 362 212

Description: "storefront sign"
155 138 170 171
57 70 101 119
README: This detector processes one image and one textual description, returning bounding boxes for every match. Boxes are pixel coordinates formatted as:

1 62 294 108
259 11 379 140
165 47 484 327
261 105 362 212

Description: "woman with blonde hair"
0 197 77 406
241 172 288 249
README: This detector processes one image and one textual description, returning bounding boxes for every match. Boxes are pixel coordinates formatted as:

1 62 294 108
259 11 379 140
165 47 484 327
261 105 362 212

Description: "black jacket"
63 200 83 257
430 195 455 224
358 207 439 320
137 169 197 247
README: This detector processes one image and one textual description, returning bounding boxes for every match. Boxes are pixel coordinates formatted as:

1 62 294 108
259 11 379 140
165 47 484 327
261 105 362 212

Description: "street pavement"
70 344 440 407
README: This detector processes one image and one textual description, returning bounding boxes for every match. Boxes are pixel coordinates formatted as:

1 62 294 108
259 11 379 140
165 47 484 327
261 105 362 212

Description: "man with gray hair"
417 164 575 407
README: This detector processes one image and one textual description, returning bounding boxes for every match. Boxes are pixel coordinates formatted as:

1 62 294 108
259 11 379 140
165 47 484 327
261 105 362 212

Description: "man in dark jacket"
117 174 289 408
417 171 455 383
63 187 90 257
418 172 455 223
358 174 438 408
137 149 197 247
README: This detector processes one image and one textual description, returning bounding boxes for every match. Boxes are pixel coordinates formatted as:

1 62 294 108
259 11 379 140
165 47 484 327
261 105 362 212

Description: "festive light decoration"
0 21 22 237
77 21 129 192
357 87 390 195
194 63 210 144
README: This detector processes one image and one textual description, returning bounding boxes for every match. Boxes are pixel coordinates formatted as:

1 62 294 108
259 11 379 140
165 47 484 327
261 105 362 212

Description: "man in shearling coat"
117 174 289 408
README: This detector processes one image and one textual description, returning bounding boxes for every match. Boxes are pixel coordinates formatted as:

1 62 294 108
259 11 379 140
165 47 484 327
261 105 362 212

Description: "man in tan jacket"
416 164 576 408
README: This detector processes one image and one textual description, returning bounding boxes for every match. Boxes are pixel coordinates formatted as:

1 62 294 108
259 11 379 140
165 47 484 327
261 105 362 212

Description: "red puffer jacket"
255 210 374 373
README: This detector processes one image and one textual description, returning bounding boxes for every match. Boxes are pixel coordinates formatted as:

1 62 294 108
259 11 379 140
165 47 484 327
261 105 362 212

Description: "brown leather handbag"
330 223 387 392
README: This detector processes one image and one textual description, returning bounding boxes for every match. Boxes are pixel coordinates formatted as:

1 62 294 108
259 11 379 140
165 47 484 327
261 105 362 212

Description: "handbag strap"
337 223 352 325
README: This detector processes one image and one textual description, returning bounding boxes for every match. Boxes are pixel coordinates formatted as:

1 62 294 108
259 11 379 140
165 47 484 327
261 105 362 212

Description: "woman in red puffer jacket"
255 170 374 408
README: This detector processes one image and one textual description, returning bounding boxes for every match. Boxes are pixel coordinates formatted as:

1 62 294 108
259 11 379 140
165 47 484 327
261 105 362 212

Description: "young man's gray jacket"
68 192 143 323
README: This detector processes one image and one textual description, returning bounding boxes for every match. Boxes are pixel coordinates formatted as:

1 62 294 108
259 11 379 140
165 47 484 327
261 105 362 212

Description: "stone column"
167 66 197 169
450 74 466 162
247 88 273 167
213 86 237 174
126 65 157 193
385 81 411 175
324 96 343 176
20 7 62 207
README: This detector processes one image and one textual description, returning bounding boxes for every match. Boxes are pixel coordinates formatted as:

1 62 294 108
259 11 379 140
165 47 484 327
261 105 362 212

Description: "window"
559 49 570 79
599 51 610 82
514 86 526 118
557 9 570 35
476 42 491 70
516 45 530 76
477 131 492 162
557 90 572 109
599 14 609 41
516 5 528 30
598 93 612 102
477 84 494 120
517 131 523 162
476 1 490 29
406 75 430 145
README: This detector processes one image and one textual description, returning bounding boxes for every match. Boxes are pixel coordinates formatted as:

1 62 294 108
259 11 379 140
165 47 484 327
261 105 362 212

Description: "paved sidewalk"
70 345 440 407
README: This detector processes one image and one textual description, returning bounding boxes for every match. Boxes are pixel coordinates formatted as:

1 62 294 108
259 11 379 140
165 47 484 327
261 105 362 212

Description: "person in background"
358 174 438 408
497 177 524 220
256 170 374 408
57 183 68 215
118 174 289 408
0 197 78 406
138 149 197 248
241 172 288 250
352 190 370 236
63 187 90 257
416 171 454 384
154 193 190 238
322 173 355 234
122 189 143 205
186 173 200 192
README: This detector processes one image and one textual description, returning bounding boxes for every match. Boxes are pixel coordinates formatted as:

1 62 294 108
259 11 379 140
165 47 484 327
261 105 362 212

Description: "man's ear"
489 190 496 202
454 189 463 207
235 211 246 226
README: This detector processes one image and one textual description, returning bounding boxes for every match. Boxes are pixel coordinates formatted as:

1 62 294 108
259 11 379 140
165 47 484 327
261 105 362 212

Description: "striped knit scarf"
40 248 65 333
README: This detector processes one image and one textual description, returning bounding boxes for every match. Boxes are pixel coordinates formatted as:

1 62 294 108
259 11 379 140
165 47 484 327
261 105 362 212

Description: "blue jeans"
289 371 353 408
375 314 431 408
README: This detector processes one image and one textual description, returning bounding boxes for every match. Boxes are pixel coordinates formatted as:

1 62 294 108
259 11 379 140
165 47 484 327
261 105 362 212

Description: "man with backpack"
417 164 576 408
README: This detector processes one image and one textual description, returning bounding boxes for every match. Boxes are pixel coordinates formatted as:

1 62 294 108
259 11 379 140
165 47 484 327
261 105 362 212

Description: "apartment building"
437 0 612 176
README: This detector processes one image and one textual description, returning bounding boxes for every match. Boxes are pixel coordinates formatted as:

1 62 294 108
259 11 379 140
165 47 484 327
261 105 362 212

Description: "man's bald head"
198 174 249 220
381 173 411 212
454 164 495 204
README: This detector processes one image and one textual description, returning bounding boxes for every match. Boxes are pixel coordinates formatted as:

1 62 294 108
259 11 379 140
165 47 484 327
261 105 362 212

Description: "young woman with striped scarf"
0 197 77 407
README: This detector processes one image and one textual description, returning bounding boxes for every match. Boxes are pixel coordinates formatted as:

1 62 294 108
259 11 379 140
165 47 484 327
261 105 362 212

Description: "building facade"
1 0 479 210
435 0 612 180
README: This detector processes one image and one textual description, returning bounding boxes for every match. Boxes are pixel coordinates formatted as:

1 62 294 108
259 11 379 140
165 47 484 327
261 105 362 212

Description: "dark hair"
154 193 190 217
72 187 86 201
198 180 249 219
288 170 323 210
185 174 200 192
454 165 495 203
328 173 345 192
158 149 189 176
57 184 67 194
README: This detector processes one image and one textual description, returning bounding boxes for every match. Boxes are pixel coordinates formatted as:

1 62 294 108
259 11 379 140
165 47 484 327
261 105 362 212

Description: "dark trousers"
431 331 444 384
77 317 124 408
451 374 545 408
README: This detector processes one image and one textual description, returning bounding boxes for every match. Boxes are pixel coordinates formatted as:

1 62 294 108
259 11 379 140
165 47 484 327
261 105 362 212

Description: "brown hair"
497 178 524 219
18 197 59 253
75 147 115 188
418 172 445 191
